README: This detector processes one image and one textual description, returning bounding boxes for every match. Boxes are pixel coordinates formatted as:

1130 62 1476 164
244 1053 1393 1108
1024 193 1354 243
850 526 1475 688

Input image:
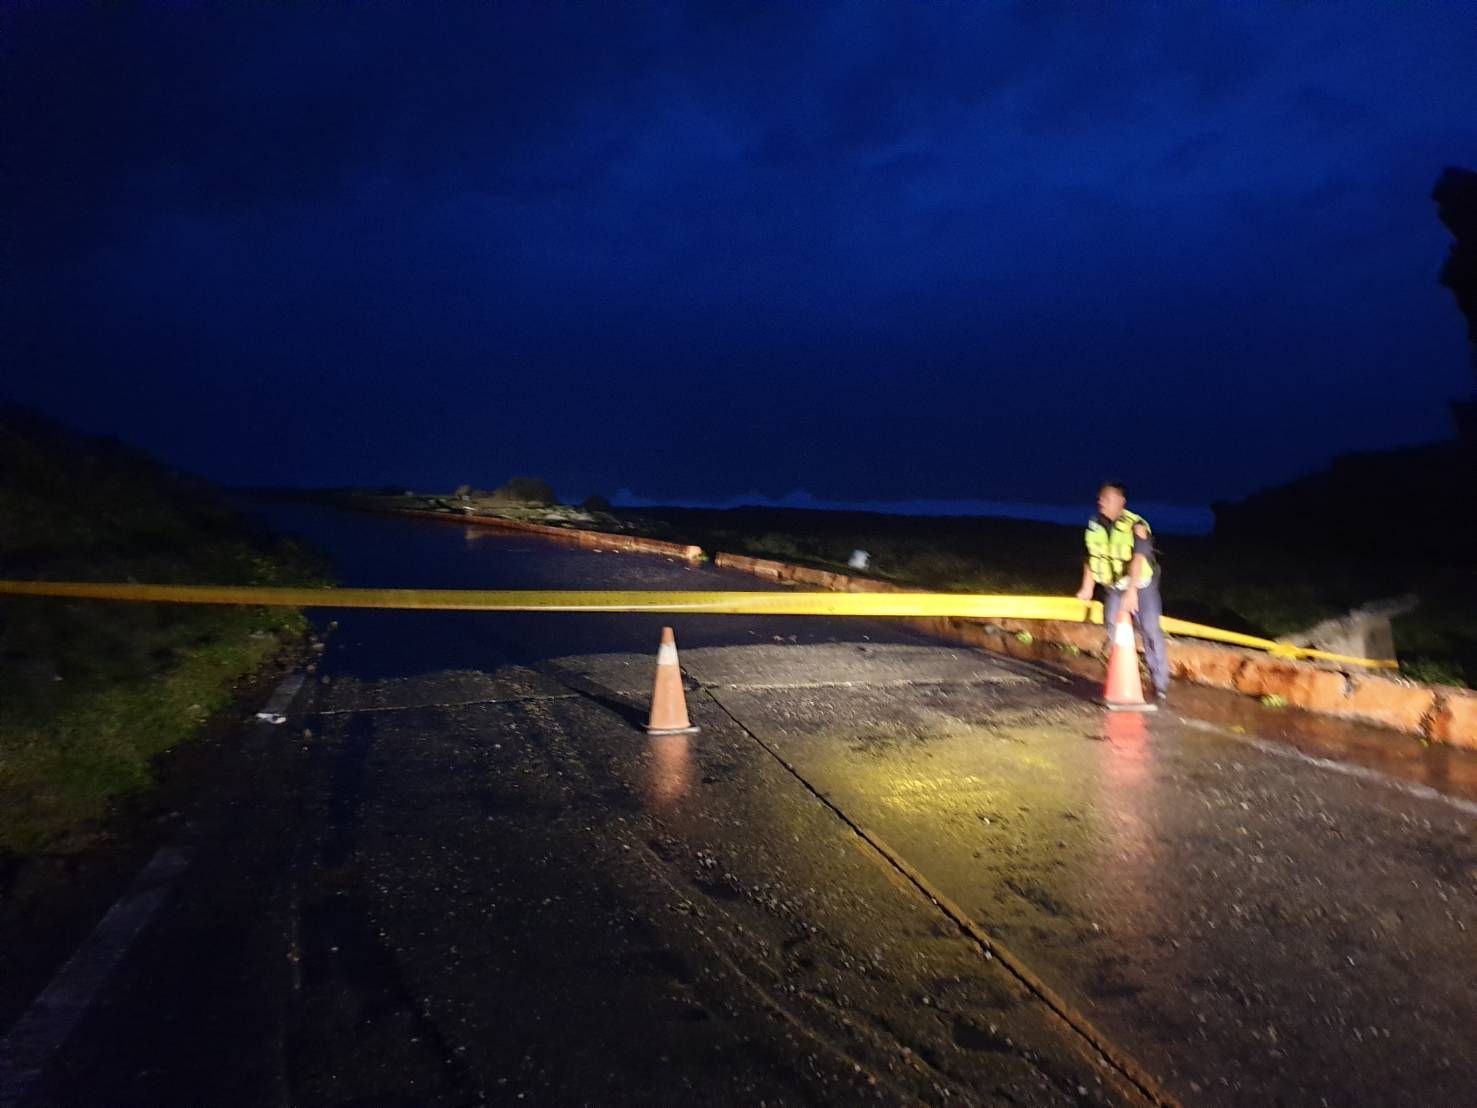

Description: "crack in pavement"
537 659 1150 1104
313 692 579 716
700 684 1179 1108
707 675 1035 693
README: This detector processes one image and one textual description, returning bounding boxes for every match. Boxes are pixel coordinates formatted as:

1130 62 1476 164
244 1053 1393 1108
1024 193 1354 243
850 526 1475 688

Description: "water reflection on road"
1096 711 1156 949
646 733 694 809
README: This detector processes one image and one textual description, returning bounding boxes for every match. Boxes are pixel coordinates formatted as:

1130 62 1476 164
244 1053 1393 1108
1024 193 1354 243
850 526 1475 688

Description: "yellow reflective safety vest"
1085 509 1154 589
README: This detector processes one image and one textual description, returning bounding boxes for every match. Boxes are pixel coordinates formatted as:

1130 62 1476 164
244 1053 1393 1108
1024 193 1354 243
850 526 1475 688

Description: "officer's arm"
1076 558 1095 602
1124 524 1152 601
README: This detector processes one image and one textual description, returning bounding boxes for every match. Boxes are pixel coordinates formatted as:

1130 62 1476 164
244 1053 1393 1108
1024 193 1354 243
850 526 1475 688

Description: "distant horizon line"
604 489 1216 535
237 484 1216 535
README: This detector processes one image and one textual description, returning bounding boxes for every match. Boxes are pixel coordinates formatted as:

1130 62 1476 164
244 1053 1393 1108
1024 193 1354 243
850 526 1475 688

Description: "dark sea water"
609 488 1214 534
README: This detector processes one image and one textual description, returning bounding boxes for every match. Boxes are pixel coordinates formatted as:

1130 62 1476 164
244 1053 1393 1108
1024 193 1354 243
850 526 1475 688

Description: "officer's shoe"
1154 687 1169 704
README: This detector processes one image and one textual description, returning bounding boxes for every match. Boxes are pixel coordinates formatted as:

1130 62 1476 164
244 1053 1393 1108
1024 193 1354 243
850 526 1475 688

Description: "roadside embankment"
712 552 1477 749
296 490 706 561
299 493 1476 745
0 409 329 857
383 505 704 561
611 504 1474 689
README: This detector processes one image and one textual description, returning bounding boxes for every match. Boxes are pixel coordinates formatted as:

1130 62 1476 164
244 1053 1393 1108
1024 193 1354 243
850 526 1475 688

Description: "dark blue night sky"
5 2 1475 509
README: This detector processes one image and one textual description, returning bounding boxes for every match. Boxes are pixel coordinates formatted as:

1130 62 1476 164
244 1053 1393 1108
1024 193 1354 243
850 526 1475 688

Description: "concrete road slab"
544 641 1033 702
712 681 1477 1106
301 677 1150 1105
679 642 1036 691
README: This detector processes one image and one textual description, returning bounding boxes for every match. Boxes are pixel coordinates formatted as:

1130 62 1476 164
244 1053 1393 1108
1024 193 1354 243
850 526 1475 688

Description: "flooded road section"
19 503 1477 1106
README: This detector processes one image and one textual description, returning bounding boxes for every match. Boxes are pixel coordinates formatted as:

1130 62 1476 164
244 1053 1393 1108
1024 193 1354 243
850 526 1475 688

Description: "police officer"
1074 481 1169 702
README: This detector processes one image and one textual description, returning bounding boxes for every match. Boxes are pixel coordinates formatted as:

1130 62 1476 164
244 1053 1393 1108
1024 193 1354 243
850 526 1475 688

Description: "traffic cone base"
1103 610 1157 713
647 627 700 735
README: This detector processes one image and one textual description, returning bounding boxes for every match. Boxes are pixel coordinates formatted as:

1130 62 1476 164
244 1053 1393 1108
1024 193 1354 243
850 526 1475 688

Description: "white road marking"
0 669 307 1107
0 848 190 1108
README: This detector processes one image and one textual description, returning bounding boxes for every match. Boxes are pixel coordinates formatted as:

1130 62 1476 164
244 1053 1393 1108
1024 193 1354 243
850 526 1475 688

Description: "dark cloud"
1017 4 1261 133
3 1 1475 506
1300 176 1356 212
1159 131 1226 173
1295 85 1376 132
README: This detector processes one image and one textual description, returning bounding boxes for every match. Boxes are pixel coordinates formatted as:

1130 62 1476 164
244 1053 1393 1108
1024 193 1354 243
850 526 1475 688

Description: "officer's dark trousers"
1101 579 1170 695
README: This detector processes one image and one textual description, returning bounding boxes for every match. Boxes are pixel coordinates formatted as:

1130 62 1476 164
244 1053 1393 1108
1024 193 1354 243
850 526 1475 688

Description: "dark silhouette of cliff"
1436 168 1477 355
1215 167 1477 561
1436 165 1477 441
1212 440 1471 562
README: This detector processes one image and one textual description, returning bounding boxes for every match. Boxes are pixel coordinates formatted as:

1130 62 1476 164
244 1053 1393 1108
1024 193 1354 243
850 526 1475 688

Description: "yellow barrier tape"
0 580 1397 669
0 581 1086 620
1157 616 1397 669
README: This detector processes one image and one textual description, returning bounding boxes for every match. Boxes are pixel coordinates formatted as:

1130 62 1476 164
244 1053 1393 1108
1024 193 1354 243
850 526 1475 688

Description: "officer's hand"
1122 589 1140 616
1075 584 1094 603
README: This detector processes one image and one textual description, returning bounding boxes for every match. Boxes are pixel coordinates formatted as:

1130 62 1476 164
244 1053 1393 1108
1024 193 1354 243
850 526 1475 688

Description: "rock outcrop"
1214 168 1477 557
1275 595 1419 664
1436 166 1477 358
1435 165 1477 440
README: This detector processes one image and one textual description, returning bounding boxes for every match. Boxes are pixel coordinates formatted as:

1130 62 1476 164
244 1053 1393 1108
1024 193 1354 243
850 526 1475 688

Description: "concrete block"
1232 658 1350 714
1168 642 1247 691
1046 622 1104 654
1426 688 1477 749
846 576 901 593
715 548 1471 742
955 622 999 649
717 554 785 580
1340 675 1438 733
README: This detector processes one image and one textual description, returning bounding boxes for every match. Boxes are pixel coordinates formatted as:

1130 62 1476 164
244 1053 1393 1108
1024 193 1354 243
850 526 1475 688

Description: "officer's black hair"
1100 480 1127 497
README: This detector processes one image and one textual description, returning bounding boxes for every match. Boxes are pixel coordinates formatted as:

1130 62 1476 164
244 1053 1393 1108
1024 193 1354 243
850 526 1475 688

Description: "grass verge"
0 606 304 855
1 407 330 857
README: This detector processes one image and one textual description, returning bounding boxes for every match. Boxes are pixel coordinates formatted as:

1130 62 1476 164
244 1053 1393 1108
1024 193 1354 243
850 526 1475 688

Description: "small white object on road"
253 673 304 727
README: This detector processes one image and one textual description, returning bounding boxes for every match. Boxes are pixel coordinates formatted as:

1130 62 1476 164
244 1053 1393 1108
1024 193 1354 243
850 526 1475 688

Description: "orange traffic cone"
1103 610 1157 712
646 626 699 735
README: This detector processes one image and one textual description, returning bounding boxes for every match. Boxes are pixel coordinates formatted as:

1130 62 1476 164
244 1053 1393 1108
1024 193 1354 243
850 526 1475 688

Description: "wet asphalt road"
12 504 1477 1106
